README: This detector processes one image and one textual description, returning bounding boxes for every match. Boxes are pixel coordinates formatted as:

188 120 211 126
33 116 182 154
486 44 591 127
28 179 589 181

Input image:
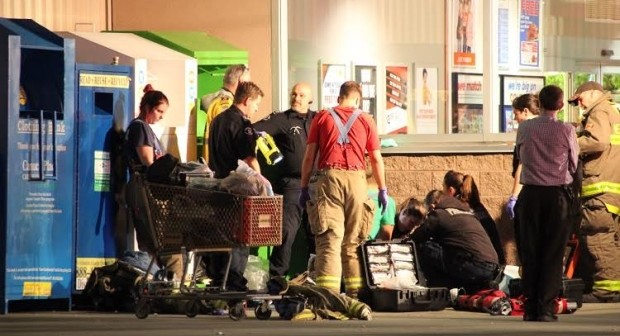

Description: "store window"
283 0 620 150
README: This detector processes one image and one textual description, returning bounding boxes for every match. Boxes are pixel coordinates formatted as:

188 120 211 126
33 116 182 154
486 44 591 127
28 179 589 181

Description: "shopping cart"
126 172 283 320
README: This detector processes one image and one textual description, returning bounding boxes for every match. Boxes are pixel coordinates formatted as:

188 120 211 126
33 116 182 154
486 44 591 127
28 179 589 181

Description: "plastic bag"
244 255 269 291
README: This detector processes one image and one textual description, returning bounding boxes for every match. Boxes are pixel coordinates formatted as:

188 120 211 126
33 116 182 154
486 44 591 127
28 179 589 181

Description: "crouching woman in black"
409 192 499 293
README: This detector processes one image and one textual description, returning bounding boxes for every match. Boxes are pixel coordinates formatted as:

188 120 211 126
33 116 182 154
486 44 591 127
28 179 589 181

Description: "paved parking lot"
1 303 619 336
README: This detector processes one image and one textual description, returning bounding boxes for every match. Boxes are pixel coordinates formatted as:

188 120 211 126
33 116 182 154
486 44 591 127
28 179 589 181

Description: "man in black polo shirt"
254 82 315 277
207 81 264 291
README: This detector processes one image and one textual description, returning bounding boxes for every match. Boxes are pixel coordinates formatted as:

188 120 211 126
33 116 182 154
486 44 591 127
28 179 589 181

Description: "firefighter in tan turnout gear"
568 81 620 302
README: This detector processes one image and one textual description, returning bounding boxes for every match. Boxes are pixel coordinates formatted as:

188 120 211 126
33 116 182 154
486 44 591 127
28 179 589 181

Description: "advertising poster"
519 0 540 67
452 73 483 134
453 0 476 67
354 65 377 118
415 67 438 134
320 63 347 109
502 106 517 133
385 66 408 134
500 75 545 132
497 0 510 68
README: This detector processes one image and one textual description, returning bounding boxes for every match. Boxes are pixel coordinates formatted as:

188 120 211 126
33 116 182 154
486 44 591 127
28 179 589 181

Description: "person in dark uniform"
207 81 264 291
253 82 315 277
408 192 500 294
443 170 506 265
514 85 578 322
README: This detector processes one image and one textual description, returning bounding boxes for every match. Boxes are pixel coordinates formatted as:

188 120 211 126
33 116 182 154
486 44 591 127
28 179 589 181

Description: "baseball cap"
568 81 604 105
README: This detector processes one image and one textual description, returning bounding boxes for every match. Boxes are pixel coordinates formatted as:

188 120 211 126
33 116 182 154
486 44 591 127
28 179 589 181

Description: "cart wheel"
135 298 151 319
254 305 272 320
229 302 246 321
186 300 200 318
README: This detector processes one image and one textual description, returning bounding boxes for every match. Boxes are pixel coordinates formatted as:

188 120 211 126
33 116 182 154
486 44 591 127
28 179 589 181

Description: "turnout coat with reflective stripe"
578 91 620 213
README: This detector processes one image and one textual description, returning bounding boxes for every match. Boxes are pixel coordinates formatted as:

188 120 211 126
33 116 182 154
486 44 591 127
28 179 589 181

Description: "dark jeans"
270 177 303 277
418 241 498 293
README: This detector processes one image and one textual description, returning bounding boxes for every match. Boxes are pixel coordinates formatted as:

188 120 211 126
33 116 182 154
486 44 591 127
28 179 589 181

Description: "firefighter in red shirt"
299 81 387 298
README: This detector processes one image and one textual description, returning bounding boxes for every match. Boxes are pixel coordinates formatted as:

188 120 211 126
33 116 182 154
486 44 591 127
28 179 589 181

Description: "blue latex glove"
299 187 311 209
378 188 388 215
506 195 517 219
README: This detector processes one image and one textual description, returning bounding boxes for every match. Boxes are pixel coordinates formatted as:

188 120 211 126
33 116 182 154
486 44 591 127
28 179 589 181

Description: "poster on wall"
320 63 347 109
500 75 545 132
453 0 477 68
354 65 377 118
415 67 438 134
452 73 483 134
385 65 408 134
519 0 540 68
497 0 510 68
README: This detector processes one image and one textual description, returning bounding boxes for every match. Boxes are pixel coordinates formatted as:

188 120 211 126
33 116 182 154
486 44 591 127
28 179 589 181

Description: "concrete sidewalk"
1 303 619 336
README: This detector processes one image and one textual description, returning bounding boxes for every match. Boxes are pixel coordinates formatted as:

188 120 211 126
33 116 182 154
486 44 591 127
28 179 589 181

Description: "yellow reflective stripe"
348 299 368 317
593 280 620 292
343 277 365 290
611 123 620 144
582 181 620 197
343 277 364 285
316 275 341 289
291 308 316 321
605 203 620 215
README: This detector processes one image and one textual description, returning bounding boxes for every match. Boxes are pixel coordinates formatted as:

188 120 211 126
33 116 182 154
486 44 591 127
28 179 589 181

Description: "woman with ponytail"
124 85 182 280
124 84 169 171
443 170 506 265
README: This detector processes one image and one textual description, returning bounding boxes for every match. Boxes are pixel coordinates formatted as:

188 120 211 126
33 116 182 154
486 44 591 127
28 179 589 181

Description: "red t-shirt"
307 106 380 170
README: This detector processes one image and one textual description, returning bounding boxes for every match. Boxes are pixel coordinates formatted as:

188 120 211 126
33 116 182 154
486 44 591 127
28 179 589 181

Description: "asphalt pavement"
1 302 619 336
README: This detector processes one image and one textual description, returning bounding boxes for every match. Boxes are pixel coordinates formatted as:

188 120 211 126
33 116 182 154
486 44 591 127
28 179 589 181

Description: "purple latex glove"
299 187 311 209
378 188 388 215
506 195 517 219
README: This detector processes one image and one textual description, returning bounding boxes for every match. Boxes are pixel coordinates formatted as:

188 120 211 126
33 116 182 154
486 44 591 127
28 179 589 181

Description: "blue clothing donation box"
74 64 132 292
0 18 75 313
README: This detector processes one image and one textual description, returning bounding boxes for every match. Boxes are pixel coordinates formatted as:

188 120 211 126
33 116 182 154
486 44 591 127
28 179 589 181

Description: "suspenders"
327 108 362 144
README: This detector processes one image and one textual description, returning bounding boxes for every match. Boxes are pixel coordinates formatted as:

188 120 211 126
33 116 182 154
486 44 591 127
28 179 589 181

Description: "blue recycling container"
0 18 75 313
73 64 133 292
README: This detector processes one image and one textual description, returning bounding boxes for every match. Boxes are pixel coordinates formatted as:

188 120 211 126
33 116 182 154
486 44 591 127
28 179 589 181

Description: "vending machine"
0 18 75 313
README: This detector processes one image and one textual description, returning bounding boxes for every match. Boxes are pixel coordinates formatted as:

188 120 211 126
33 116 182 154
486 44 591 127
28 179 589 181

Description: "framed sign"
451 0 483 70
385 65 409 134
519 0 541 68
354 64 377 118
319 62 348 109
452 72 483 134
499 75 545 132
414 67 438 134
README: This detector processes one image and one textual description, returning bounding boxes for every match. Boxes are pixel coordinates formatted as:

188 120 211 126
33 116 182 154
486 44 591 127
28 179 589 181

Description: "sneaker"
449 288 459 303
449 287 465 305
201 299 229 315
212 308 229 316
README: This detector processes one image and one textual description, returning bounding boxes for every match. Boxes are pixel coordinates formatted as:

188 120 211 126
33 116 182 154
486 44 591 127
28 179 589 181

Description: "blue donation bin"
0 19 75 313
74 64 133 292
